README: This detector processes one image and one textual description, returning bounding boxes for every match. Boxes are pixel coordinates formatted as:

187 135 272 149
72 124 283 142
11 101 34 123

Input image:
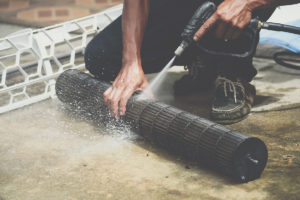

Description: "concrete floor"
0 59 300 200
0 100 299 200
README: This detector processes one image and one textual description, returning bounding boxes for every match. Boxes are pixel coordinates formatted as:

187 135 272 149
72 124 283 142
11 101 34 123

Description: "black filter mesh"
55 69 268 182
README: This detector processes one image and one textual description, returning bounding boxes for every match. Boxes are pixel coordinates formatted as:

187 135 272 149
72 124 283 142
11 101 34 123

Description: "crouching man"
85 0 299 124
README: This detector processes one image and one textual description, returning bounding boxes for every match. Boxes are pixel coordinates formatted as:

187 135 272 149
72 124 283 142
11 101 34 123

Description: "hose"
273 51 300 71
260 21 300 70
262 22 300 35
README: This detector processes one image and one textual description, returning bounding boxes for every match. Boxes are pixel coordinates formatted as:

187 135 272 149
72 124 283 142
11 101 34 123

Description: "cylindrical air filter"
55 69 268 182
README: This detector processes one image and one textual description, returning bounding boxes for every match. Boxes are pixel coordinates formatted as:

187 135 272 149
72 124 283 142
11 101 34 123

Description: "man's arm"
194 0 300 41
104 0 150 119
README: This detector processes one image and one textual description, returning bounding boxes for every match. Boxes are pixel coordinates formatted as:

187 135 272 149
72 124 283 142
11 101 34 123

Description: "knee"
84 41 98 74
84 39 120 81
84 40 108 77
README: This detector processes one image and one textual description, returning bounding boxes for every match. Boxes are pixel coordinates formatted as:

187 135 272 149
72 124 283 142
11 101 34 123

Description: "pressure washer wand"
258 21 300 35
174 1 218 57
173 1 300 58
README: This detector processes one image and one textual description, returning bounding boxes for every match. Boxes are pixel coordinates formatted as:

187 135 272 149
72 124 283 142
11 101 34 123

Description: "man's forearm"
122 0 150 66
247 0 300 10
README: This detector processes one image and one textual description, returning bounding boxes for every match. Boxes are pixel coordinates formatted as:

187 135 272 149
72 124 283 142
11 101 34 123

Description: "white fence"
0 5 122 114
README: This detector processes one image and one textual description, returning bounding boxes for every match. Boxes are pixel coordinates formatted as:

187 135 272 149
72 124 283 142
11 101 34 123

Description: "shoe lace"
217 77 245 103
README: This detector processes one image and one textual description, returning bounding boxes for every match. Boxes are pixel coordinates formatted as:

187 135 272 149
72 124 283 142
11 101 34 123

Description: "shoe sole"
212 114 249 125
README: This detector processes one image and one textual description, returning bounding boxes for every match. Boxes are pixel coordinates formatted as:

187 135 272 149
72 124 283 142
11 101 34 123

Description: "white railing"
0 5 122 114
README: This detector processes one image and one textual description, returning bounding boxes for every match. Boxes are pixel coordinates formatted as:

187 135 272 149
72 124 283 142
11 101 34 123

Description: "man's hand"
103 63 148 119
104 0 150 120
194 0 254 41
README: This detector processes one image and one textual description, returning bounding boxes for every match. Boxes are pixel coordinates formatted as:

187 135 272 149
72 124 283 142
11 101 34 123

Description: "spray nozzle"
174 40 190 57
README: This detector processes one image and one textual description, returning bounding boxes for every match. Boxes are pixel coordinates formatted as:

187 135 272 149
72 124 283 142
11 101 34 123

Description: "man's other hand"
103 63 149 119
193 0 254 41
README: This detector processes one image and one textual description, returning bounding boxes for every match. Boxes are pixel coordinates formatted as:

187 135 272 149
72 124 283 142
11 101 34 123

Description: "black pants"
85 0 274 82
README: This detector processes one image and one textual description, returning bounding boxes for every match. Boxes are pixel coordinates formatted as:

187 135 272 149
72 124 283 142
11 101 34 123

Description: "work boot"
210 76 256 124
173 55 217 96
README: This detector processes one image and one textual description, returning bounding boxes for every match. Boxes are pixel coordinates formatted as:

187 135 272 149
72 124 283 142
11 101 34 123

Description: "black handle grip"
181 1 217 44
181 0 260 59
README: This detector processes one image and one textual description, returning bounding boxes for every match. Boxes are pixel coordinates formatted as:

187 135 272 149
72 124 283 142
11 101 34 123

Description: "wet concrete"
0 98 299 200
0 59 300 199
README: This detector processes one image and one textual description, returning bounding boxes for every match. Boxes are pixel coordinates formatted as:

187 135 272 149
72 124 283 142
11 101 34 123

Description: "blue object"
259 19 300 53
